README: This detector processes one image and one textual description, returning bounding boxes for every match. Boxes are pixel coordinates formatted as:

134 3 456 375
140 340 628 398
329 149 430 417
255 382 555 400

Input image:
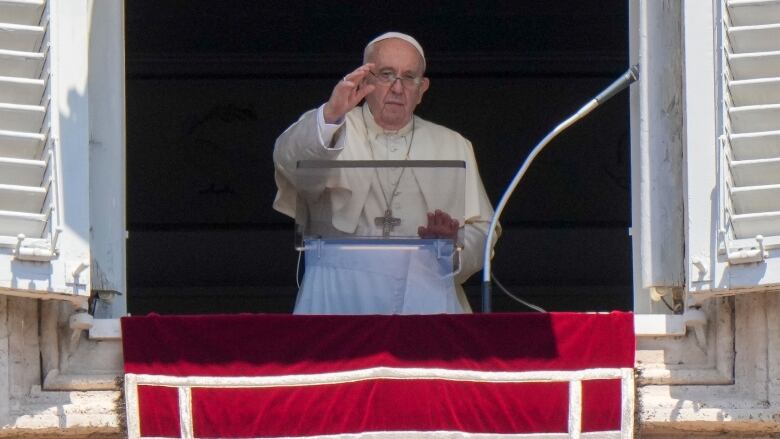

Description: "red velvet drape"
122 312 634 437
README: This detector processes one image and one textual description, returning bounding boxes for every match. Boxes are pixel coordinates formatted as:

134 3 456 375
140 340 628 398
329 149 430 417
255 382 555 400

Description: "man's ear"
417 77 430 104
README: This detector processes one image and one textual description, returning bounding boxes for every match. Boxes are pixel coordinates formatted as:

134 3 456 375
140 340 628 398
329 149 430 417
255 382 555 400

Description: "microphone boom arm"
481 65 639 313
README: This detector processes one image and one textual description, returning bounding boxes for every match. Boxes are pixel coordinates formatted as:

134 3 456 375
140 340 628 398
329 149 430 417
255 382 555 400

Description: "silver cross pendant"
375 209 401 237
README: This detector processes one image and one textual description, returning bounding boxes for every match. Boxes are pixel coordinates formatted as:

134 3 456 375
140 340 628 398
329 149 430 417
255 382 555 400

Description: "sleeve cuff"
316 104 346 149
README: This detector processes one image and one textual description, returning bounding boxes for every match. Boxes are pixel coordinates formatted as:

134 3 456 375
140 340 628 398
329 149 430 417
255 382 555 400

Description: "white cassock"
273 105 498 314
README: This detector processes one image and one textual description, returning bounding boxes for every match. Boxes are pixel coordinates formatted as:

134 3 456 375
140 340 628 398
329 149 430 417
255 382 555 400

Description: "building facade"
1 0 780 436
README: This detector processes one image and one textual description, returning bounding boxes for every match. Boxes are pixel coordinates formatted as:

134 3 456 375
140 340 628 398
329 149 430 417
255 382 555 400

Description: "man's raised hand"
323 63 376 124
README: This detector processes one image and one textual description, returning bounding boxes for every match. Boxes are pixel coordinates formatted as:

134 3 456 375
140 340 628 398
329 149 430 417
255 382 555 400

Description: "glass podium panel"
292 160 467 314
294 160 466 248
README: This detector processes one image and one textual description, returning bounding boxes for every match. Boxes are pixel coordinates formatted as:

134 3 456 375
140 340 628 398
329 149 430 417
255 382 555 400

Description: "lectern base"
294 238 463 315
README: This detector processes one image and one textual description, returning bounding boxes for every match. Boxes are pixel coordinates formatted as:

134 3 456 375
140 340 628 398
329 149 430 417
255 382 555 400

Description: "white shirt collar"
361 105 414 138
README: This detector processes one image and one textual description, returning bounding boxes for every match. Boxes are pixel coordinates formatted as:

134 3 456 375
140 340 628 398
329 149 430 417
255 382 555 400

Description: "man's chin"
379 108 409 128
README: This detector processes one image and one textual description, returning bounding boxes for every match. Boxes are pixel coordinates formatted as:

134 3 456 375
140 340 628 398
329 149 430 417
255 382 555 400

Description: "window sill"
634 314 685 337
89 318 121 340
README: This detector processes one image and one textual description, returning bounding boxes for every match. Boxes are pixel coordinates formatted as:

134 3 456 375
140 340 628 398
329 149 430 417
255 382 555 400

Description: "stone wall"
0 296 121 436
638 292 780 436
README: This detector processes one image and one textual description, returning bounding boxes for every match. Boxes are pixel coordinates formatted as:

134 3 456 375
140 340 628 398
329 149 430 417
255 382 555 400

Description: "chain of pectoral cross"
364 108 416 237
373 152 409 236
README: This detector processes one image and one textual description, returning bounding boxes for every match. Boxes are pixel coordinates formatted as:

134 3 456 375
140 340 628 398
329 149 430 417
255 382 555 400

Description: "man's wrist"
322 104 344 125
316 104 346 149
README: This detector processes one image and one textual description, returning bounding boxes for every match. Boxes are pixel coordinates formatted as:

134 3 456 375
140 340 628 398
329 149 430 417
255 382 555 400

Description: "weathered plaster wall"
638 292 780 436
0 297 121 437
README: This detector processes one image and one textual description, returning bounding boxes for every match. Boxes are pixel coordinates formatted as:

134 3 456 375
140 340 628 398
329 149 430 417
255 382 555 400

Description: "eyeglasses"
369 70 423 89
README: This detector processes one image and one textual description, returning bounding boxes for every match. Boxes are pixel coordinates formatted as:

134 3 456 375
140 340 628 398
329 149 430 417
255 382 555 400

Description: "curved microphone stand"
481 65 640 313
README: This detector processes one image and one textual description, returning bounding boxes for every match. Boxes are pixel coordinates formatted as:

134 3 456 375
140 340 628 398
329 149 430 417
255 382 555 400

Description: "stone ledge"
0 429 120 439
640 406 780 435
1 390 122 437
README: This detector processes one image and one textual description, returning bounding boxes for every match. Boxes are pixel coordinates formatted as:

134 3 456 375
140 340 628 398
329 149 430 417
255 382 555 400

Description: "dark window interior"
125 1 631 314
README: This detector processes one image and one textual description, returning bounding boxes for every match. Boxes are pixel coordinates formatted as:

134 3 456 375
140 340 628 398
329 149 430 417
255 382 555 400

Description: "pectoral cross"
375 209 401 237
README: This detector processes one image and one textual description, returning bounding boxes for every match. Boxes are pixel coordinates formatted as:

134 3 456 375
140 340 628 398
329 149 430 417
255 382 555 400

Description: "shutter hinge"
721 230 768 265
13 228 61 262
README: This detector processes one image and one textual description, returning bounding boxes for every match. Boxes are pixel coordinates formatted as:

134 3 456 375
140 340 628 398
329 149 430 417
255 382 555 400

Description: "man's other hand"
418 209 460 240
323 63 376 124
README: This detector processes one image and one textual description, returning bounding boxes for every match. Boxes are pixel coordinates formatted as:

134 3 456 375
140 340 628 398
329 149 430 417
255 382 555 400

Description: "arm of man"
414 132 499 285
457 219 497 285
273 63 376 171
272 64 377 218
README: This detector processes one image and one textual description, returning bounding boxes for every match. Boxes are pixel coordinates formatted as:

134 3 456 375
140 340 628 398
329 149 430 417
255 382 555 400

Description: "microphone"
481 65 640 313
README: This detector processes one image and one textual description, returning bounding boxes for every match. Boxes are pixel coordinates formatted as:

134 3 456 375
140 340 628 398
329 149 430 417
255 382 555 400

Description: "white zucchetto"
364 32 426 69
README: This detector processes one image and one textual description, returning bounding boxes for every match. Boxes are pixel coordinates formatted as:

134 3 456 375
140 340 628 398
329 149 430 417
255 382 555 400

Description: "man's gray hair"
363 31 426 72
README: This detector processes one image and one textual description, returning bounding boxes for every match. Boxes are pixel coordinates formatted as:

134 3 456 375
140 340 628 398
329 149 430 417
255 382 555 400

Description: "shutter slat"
0 209 45 237
729 51 780 79
0 76 45 105
0 22 44 52
728 0 780 26
0 1 45 26
729 103 780 132
729 77 780 105
730 131 780 159
0 49 43 78
0 103 44 132
730 157 780 186
0 157 45 186
732 184 780 212
733 211 780 237
0 184 45 212
728 24 780 53
0 130 45 160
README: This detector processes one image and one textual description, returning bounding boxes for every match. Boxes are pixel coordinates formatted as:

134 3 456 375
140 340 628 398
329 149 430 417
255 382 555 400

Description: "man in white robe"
273 32 498 314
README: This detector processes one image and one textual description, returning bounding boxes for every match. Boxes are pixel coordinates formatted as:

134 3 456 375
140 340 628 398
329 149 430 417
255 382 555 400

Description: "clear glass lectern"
293 160 466 314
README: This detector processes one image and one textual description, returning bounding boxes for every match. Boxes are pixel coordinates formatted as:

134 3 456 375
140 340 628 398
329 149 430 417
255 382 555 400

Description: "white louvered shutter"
633 0 780 327
0 0 92 299
720 1 780 266
676 0 780 299
0 0 49 244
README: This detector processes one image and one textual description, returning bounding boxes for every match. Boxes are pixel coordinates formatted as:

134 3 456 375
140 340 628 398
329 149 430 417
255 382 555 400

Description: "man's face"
364 39 430 130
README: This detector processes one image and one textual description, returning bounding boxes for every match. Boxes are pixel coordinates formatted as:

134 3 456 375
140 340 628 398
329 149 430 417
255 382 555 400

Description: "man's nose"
390 78 405 93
